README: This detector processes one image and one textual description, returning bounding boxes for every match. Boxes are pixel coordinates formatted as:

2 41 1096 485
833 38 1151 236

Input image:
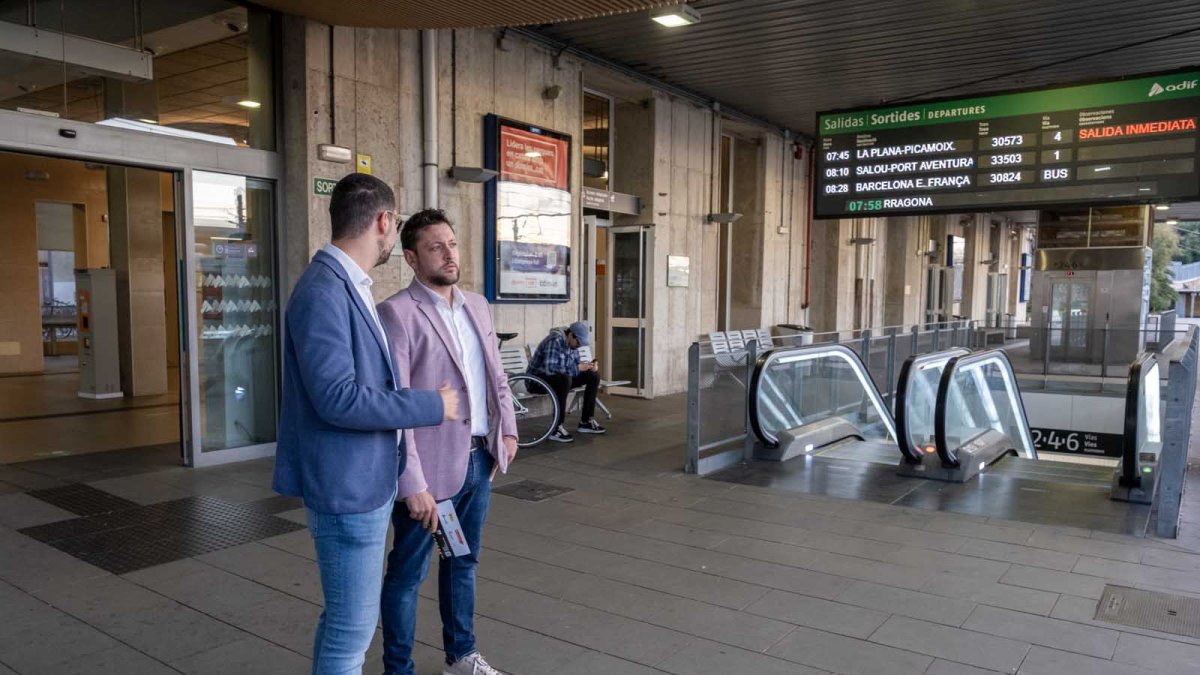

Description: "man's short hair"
401 208 455 251
329 173 395 241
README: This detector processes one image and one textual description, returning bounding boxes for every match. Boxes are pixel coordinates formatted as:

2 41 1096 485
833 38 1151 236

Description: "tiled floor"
1 394 1199 674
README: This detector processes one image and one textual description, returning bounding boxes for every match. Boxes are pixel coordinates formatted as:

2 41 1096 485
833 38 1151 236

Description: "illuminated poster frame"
483 114 573 303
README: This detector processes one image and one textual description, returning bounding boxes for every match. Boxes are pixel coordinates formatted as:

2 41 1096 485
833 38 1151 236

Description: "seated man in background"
527 321 606 443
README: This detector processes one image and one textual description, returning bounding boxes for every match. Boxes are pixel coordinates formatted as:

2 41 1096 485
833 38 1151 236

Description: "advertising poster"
485 116 573 302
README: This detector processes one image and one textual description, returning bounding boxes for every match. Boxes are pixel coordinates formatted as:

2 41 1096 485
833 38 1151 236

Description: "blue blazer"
273 250 444 514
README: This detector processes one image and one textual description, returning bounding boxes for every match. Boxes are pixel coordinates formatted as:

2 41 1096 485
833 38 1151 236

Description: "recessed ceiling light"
1156 204 1171 210
237 100 261 109
651 4 701 27
1166 219 1180 225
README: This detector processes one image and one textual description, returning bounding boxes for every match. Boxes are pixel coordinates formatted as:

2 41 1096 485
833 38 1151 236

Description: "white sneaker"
443 651 504 675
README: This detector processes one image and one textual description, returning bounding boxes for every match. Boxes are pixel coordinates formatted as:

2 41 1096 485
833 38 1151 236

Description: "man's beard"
426 267 459 287
374 240 393 267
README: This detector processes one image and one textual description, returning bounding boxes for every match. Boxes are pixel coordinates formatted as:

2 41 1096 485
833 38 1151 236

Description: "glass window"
0 1 275 150
193 170 278 452
582 93 611 190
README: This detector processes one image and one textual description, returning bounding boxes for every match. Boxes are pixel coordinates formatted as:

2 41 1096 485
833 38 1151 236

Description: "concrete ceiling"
246 0 673 28
534 0 1200 138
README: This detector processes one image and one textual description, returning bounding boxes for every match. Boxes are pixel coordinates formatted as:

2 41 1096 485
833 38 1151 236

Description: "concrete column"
730 137 764 330
107 166 168 396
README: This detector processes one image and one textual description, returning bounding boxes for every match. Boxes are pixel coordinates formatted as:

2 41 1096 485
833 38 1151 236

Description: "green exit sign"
313 176 337 196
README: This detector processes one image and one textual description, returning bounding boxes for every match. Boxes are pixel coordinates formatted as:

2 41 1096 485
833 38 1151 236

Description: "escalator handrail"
894 348 969 464
1119 352 1158 488
934 348 1037 468
749 343 897 448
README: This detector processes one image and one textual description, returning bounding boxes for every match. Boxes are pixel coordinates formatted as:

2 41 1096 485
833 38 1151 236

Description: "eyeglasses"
385 210 402 231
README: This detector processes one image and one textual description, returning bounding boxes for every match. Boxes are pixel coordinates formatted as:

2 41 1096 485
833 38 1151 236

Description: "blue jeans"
380 448 494 675
306 493 394 675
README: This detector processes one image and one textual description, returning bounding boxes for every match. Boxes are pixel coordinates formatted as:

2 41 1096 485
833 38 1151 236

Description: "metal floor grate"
1096 585 1200 639
20 493 306 575
493 479 574 502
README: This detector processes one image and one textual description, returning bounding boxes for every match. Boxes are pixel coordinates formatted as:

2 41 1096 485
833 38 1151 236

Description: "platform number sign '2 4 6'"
1030 428 1123 457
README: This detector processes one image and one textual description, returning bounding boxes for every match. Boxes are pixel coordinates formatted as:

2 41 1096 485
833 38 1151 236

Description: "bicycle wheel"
507 374 560 448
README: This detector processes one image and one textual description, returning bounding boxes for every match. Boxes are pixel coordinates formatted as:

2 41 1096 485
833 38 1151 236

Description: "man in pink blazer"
376 209 518 675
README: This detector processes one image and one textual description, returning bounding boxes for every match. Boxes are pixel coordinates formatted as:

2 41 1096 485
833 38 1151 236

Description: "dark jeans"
380 448 494 674
543 370 598 424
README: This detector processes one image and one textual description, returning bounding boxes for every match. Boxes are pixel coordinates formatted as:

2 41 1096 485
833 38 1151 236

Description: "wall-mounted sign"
1030 427 1123 457
484 115 572 303
815 68 1200 218
356 153 372 175
582 186 642 215
667 255 690 287
313 176 337 196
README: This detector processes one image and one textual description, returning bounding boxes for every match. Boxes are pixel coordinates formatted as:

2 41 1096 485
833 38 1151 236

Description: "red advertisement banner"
500 125 569 189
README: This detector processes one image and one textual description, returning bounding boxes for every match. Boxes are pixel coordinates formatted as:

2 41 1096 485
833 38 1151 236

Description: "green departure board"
814 69 1200 218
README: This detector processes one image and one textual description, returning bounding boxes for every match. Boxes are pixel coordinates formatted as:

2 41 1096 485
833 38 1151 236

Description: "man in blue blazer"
274 173 457 675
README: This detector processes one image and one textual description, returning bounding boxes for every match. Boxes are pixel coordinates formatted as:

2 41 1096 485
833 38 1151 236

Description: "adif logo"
1149 80 1197 97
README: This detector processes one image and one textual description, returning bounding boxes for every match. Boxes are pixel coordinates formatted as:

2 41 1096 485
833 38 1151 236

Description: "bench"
503 342 617 420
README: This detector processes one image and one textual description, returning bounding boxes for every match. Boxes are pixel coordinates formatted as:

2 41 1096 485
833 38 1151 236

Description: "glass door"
606 225 654 396
186 169 279 466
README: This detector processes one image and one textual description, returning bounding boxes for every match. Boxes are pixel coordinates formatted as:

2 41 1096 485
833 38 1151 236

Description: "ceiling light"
138 118 158 124
237 100 261 109
1156 204 1171 210
1166 219 1180 225
652 4 701 27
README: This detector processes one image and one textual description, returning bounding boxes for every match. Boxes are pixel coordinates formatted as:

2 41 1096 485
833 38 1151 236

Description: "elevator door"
1049 281 1092 361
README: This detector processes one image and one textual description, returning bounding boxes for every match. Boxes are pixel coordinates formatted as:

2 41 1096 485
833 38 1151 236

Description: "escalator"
746 343 1161 496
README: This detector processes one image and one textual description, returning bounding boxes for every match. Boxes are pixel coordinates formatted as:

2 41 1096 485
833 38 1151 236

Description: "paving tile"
744 588 889 638
468 615 589 675
544 541 770 610
1072 556 1200 595
621 518 732 549
958 538 1080 572
257 529 315 560
123 558 294 618
924 514 1034 545
1000 564 1108 599
869 615 1031 672
0 524 110 593
767 625 932 675
883 547 1012 582
1025 529 1144 564
0 493 77 529
924 659 1005 675
1017 645 1155 675
276 507 307 525
1112 632 1200 674
1140 547 1200 573
715 537 935 591
479 549 582 600
554 650 670 675
169 637 310 675
486 521 580 559
196 541 324 604
474 579 692 666
220 594 322 656
30 573 247 662
23 644 179 675
86 473 196 505
656 637 829 675
962 604 1118 659
653 506 902 559
0 609 119 673
836 580 976 626
561 574 795 651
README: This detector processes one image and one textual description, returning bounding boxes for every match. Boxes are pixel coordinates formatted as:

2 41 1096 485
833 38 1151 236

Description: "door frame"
605 224 654 397
0 110 284 467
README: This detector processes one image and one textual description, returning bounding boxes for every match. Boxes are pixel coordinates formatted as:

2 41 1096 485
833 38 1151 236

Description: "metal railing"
1113 352 1161 503
894 348 968 465
934 349 1037 469
1154 325 1198 538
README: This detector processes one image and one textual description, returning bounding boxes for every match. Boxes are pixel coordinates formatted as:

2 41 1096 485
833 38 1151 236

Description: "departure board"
814 70 1200 219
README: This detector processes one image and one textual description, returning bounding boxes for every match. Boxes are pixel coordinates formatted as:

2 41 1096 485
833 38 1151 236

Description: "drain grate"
1096 585 1200 639
493 479 573 502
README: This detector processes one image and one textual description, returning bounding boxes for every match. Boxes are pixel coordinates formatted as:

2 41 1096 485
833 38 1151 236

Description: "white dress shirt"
322 244 389 350
416 281 490 437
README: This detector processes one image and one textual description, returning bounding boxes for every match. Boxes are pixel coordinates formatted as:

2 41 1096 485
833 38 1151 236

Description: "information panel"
815 70 1200 218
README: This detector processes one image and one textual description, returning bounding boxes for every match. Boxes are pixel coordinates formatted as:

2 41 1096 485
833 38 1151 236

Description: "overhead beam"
0 22 153 82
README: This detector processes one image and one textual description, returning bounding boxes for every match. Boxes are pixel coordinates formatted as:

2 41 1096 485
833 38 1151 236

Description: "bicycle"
497 332 561 447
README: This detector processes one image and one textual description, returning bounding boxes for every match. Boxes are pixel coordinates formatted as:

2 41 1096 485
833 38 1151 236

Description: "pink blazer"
377 282 518 500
